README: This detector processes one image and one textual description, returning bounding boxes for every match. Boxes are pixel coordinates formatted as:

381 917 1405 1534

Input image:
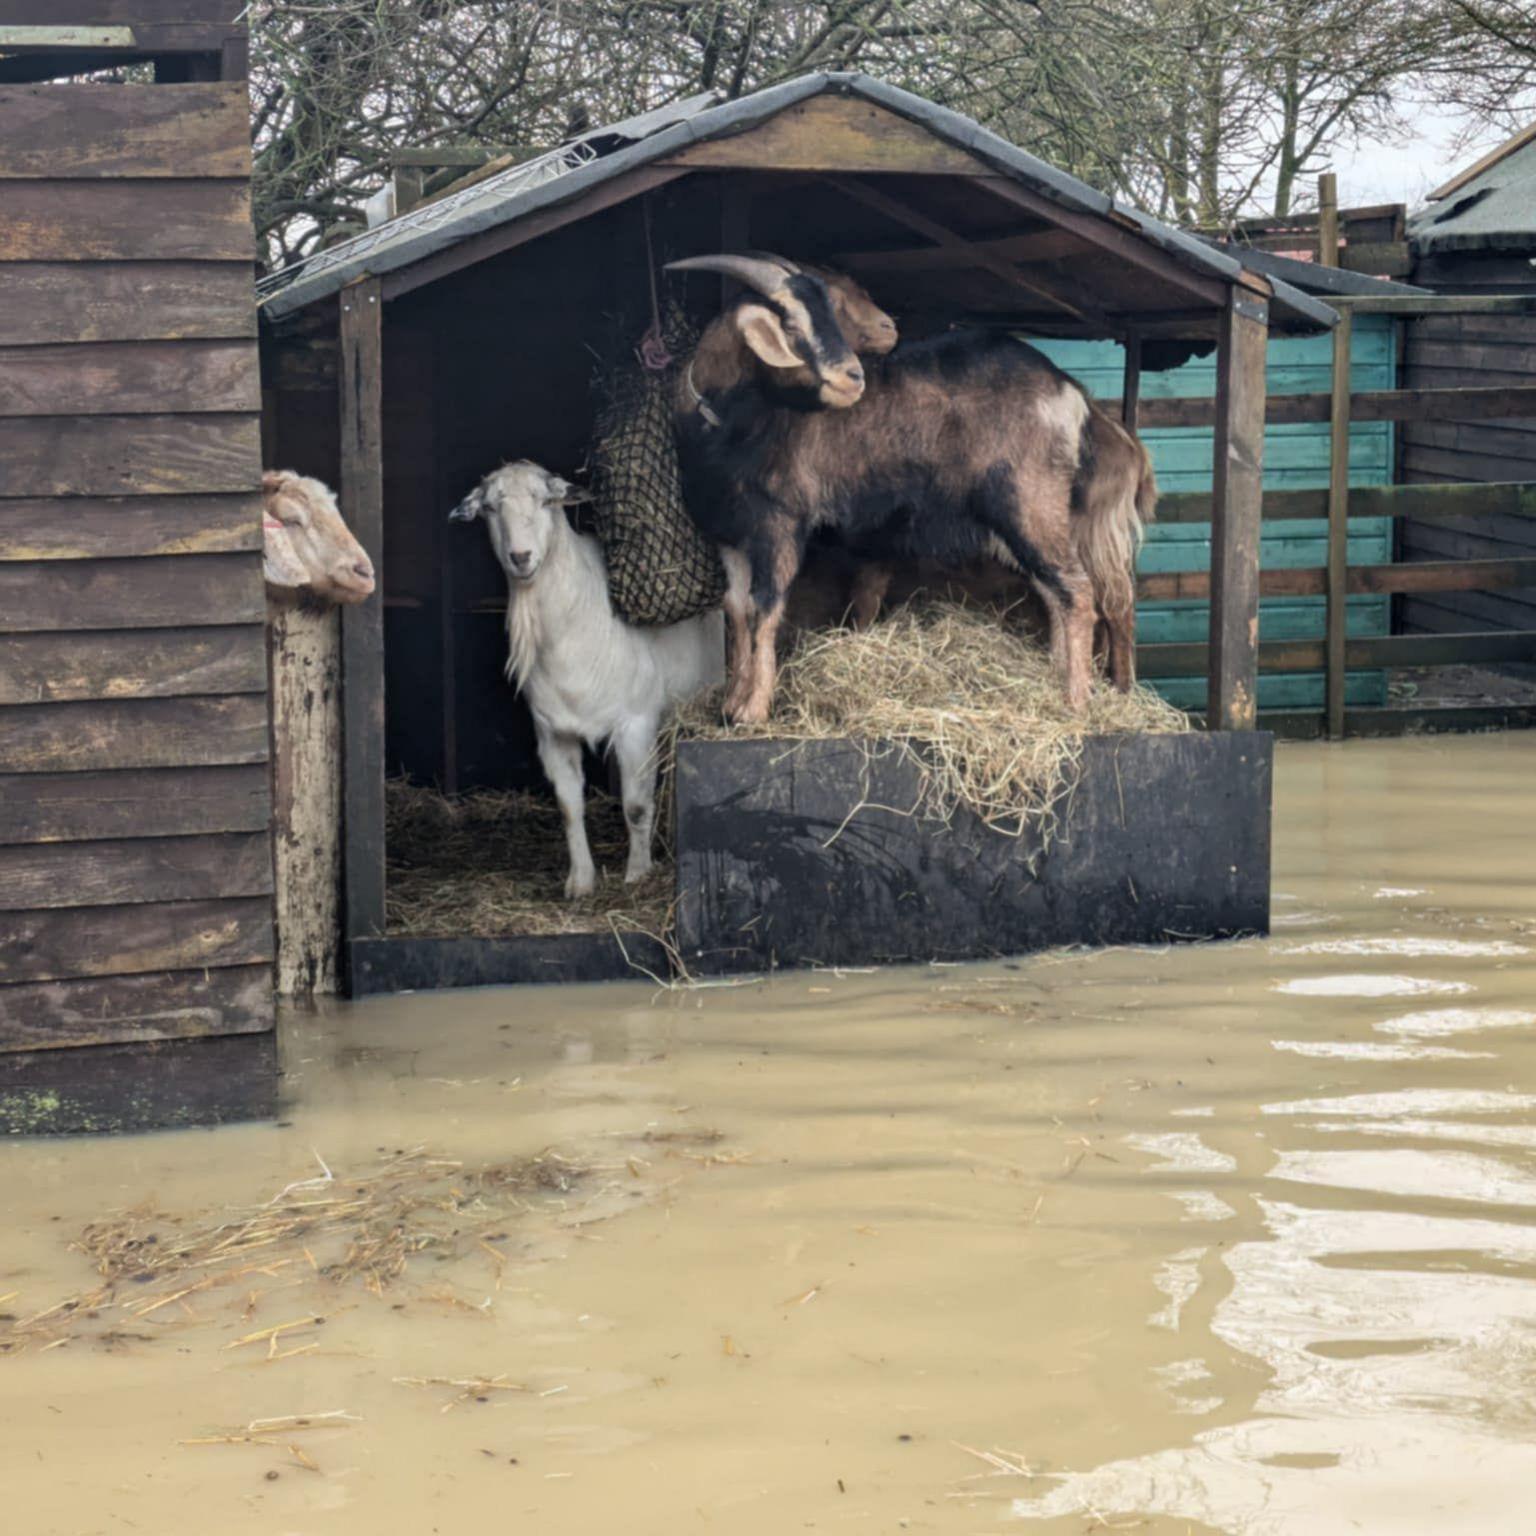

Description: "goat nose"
845 363 865 385
509 550 532 569
352 561 373 581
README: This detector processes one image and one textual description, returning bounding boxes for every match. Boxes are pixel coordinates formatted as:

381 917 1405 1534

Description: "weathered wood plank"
0 1 244 27
0 263 256 346
1339 241 1412 278
0 82 248 178
1207 291 1269 731
0 1030 276 1135
1142 629 1536 677
1157 480 1536 525
1326 308 1352 739
340 280 387 948
0 554 261 632
268 605 343 996
1139 557 1536 602
836 227 1088 273
0 412 261 497
0 624 265 703
663 96 983 174
0 339 259 416
0 763 269 844
0 895 272 985
1329 294 1536 316
0 694 268 773
0 962 271 1053
0 180 253 260
0 831 271 912
1116 385 1536 429
0 493 260 559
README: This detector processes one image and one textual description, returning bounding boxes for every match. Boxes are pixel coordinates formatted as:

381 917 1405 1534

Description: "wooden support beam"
833 227 1088 273
967 174 1230 311
1121 327 1142 431
1325 306 1352 738
339 278 386 960
1207 288 1269 731
824 175 1101 326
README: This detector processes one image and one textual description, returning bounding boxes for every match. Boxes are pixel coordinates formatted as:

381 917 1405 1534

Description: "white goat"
451 461 724 898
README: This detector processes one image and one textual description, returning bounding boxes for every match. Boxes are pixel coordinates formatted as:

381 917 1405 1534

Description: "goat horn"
664 254 792 297
741 249 803 274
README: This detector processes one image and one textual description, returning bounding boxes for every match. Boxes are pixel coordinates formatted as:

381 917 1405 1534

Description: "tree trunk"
267 598 344 998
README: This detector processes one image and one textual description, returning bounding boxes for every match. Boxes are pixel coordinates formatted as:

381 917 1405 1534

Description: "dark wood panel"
0 180 253 260
0 693 267 773
1139 558 1536 603
0 763 269 843
1402 445 1536 484
0 962 270 1053
0 493 260 559
0 1031 277 1135
0 0 243 22
0 554 261 632
1142 630 1536 677
0 831 271 911
1401 591 1536 634
0 263 255 346
1128 385 1536 430
1157 481 1536 525
0 82 248 177
0 338 258 415
0 412 260 496
0 895 272 985
341 279 387 945
0 624 265 702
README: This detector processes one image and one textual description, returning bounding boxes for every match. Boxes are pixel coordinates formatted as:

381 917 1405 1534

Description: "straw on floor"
385 781 672 938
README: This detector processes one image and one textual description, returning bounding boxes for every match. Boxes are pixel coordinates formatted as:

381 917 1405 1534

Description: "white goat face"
450 461 582 583
262 470 376 604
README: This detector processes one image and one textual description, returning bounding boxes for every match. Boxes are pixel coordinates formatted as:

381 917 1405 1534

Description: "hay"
667 599 1189 844
385 780 672 938
0 1148 591 1356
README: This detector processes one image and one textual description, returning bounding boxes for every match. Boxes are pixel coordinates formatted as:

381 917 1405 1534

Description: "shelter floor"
5 732 1536 1534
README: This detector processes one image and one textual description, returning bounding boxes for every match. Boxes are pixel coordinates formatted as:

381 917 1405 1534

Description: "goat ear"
736 303 803 371
262 519 309 589
448 488 484 522
543 471 591 507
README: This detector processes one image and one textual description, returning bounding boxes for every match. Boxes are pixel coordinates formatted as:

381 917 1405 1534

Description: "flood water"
5 734 1536 1535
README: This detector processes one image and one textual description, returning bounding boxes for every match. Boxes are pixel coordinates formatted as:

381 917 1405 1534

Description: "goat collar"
685 361 723 429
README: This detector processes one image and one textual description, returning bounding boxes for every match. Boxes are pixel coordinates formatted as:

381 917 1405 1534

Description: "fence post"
1326 306 1353 738
1318 172 1340 267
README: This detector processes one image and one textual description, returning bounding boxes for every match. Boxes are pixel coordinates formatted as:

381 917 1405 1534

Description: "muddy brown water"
4 734 1536 1535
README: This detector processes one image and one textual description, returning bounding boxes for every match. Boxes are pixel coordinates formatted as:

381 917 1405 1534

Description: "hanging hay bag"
586 308 725 627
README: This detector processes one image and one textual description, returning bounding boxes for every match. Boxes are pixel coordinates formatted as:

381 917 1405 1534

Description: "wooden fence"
1128 292 1536 737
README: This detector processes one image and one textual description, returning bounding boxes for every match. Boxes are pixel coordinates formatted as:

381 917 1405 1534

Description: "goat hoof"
565 869 596 900
624 861 652 886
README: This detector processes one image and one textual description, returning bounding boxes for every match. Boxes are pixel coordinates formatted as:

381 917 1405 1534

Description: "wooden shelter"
259 73 1340 993
1401 126 1536 642
0 5 272 1133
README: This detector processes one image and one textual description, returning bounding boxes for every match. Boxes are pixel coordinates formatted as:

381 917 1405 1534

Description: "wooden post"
1325 307 1354 738
339 278 386 966
268 601 343 996
1121 326 1142 431
1207 283 1270 731
1318 172 1340 267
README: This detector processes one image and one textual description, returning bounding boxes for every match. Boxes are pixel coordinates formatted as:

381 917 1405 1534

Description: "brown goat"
668 255 1152 723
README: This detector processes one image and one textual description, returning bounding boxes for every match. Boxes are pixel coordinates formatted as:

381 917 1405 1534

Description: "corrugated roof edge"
259 71 1335 330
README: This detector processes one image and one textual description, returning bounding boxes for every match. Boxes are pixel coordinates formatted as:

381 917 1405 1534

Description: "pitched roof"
257 72 1337 332
1411 124 1536 254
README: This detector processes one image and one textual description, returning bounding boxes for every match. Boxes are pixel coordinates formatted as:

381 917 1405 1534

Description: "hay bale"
586 303 725 627
667 599 1190 845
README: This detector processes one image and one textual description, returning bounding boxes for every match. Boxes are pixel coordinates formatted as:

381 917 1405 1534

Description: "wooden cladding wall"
1399 303 1536 639
0 80 273 1059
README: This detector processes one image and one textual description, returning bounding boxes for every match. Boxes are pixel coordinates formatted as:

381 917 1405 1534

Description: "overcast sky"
1332 103 1518 209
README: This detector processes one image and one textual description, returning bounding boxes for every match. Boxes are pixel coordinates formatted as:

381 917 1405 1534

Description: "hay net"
585 300 725 627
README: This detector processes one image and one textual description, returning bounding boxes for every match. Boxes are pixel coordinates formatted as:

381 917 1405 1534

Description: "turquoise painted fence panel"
1034 318 1396 711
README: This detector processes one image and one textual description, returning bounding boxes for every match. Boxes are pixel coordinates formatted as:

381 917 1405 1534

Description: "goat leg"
611 716 659 884
731 598 787 725
848 561 892 631
537 728 597 898
719 546 756 719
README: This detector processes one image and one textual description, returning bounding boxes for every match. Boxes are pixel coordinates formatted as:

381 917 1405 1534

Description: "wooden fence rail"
1134 290 1536 738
